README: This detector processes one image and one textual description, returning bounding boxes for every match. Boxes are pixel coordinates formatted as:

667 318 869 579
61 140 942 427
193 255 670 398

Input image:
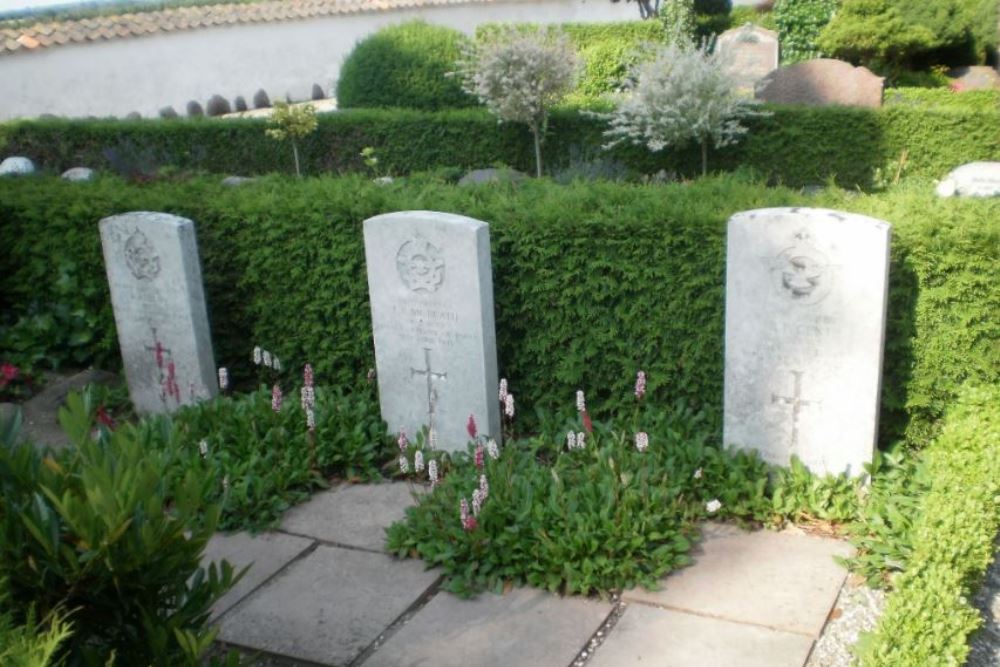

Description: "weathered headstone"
716 24 779 95
946 65 1000 91
100 212 217 414
724 207 891 476
936 161 1000 197
756 59 884 108
0 156 36 176
364 211 500 451
61 167 95 182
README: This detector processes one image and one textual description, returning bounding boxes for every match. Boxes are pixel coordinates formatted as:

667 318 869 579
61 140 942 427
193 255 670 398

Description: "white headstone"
0 156 36 176
100 212 217 414
935 161 1000 197
364 211 500 452
724 207 891 476
716 24 779 95
61 167 95 182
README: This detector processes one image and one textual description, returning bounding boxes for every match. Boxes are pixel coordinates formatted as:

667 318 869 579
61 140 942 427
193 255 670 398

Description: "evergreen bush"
336 21 478 111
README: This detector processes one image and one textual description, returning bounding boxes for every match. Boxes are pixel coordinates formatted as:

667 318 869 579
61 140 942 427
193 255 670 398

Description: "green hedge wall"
2 175 998 449
2 104 998 187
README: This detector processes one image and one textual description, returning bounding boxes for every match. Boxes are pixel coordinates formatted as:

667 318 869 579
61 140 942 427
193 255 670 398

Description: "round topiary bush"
335 21 478 110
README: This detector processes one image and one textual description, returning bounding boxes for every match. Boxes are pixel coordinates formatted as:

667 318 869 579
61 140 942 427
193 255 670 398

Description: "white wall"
0 0 636 120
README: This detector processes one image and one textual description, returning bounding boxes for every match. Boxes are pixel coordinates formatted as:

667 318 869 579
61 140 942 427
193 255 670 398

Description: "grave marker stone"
755 58 884 108
936 161 1000 197
100 212 217 414
724 207 891 476
364 211 500 452
716 24 779 95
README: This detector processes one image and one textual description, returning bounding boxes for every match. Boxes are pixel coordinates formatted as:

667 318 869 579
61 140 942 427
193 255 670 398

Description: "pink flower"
303 363 314 388
635 431 649 452
582 411 593 434
463 515 478 531
479 474 489 499
467 414 478 440
635 370 646 401
96 405 115 429
504 393 515 418
475 442 485 470
271 384 283 412
397 427 409 452
0 363 18 387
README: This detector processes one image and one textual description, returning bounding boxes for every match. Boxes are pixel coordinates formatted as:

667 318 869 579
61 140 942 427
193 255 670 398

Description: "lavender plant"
455 29 580 178
601 38 765 176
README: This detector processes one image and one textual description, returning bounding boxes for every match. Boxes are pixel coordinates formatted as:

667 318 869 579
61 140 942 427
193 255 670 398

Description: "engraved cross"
411 348 447 425
771 370 818 453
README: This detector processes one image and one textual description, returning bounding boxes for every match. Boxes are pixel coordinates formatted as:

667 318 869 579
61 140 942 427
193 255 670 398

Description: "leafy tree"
661 0 696 43
600 39 763 176
817 0 935 74
265 102 318 178
773 0 839 64
455 29 580 178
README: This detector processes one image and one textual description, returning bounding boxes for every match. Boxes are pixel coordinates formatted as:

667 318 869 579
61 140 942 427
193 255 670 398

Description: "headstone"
756 59 884 108
947 66 1000 91
364 211 500 451
716 24 779 95
936 161 1000 197
0 156 36 176
222 175 256 187
61 167 94 182
100 212 217 414
724 207 891 476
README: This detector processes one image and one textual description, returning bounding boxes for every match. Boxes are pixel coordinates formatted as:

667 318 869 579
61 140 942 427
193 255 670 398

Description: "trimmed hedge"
336 21 477 111
857 385 1000 665
1 175 998 451
3 104 999 187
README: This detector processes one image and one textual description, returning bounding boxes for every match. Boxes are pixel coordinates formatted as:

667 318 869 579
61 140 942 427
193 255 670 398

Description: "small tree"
455 29 580 178
660 0 696 44
601 39 763 176
265 102 318 177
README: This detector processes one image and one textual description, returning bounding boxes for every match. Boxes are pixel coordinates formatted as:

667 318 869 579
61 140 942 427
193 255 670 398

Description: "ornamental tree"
455 29 580 178
600 38 763 176
265 102 318 177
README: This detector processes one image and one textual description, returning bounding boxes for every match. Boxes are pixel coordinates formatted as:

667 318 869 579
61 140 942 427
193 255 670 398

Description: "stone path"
206 483 854 667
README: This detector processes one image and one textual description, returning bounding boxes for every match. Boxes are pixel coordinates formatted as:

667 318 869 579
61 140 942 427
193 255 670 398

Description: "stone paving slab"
589 603 815 667
279 482 420 551
202 531 314 619
218 545 438 666
363 586 613 667
624 523 854 636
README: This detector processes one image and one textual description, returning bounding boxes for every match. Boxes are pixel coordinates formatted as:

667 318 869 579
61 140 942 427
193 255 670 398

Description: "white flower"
486 438 500 459
479 474 489 498
471 488 484 516
635 432 649 452
576 431 586 449
414 450 425 473
693 468 703 480
576 390 586 413
217 367 228 391
272 356 282 372
428 459 439 486
252 346 262 365
706 499 722 514
301 386 315 411
305 407 316 431
499 378 508 403
399 455 409 474
566 431 576 451
262 350 273 368
199 439 208 458
504 393 515 418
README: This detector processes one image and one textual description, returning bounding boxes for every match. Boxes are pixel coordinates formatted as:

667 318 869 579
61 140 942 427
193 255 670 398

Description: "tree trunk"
531 123 543 178
293 141 301 178
701 138 708 177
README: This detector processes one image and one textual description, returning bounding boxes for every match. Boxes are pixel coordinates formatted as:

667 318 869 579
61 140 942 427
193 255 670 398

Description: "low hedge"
857 384 1000 666
1 175 997 451
3 104 999 187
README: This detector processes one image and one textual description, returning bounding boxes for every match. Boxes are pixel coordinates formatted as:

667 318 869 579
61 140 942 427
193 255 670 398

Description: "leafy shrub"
728 5 777 31
773 0 837 63
816 0 936 74
0 390 238 665
884 87 1000 112
856 385 1000 665
0 598 73 667
335 21 477 111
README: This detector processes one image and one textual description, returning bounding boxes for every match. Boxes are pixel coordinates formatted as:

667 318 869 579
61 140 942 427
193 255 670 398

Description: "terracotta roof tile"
0 0 499 56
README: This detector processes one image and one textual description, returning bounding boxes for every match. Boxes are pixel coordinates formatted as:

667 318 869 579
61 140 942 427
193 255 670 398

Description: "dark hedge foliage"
1 175 997 451
335 20 477 111
3 105 998 187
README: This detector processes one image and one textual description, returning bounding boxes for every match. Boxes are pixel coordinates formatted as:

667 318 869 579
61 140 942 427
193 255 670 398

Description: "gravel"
806 575 886 667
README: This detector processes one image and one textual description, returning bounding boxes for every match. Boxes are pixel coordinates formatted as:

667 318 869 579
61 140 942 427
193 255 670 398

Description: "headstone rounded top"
0 156 36 176
458 168 527 187
61 167 95 182
729 207 890 231
100 211 193 230
755 59 884 108
364 210 490 231
222 175 255 187
936 161 1000 197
